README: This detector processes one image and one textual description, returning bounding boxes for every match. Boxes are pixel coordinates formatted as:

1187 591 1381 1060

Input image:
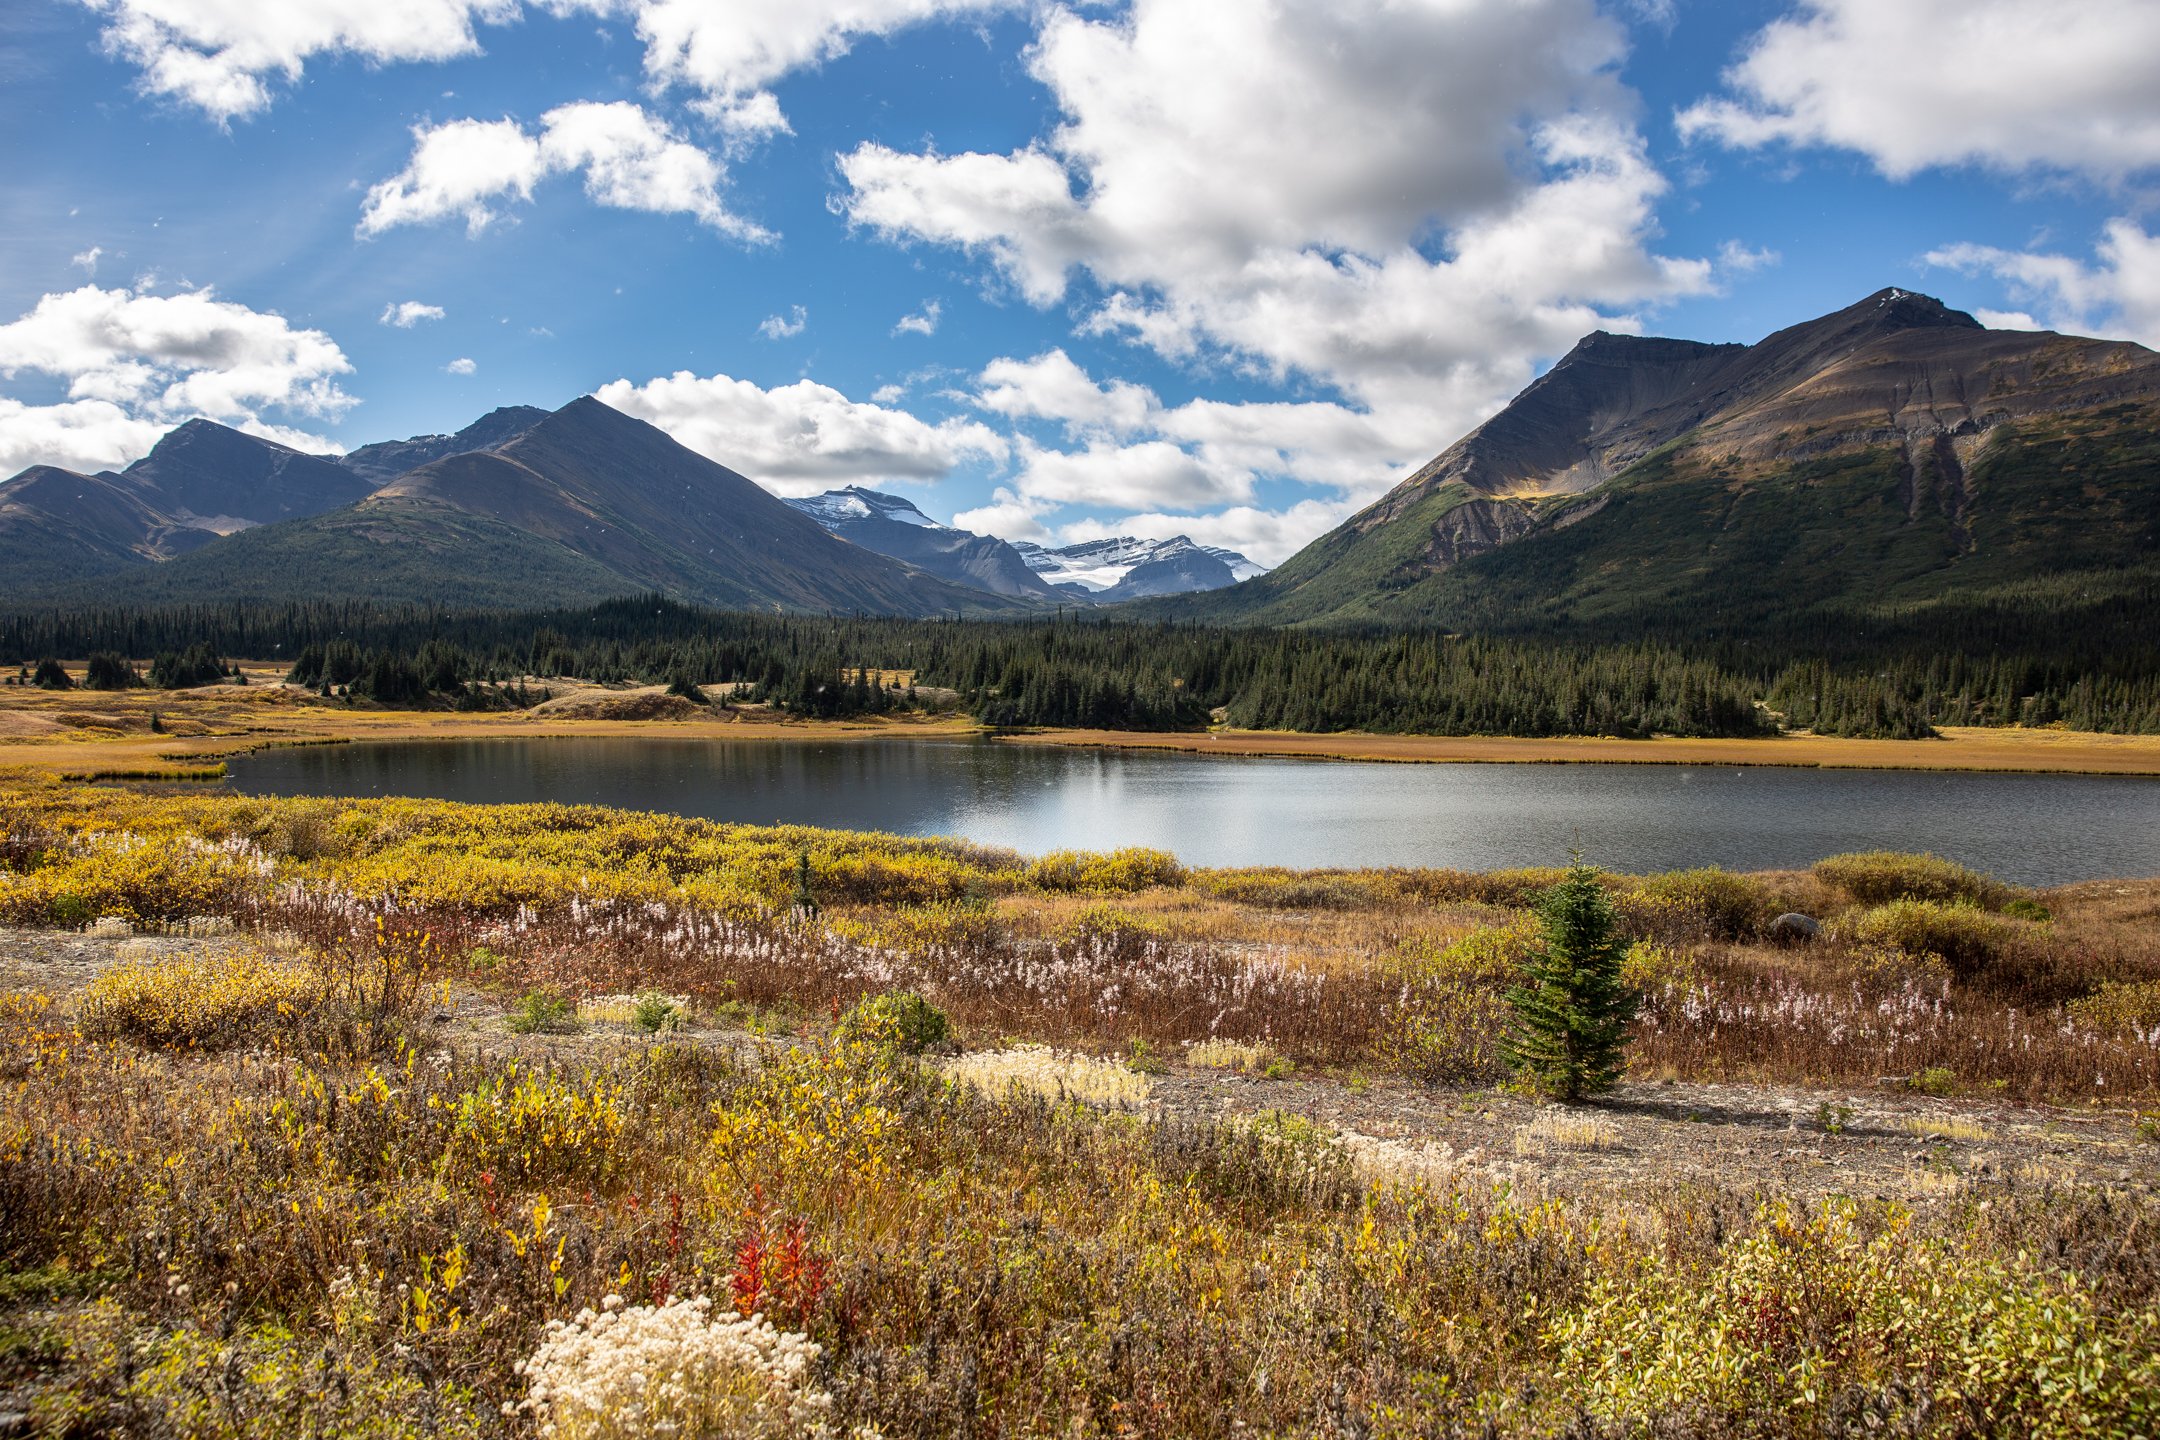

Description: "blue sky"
3 0 2158 563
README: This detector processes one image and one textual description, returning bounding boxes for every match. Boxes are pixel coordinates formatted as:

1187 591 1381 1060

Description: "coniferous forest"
6 592 2159 739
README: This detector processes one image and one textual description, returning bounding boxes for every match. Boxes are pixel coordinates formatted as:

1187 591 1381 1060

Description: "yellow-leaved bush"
447 1065 628 1187
708 1033 908 1219
1025 847 1184 894
0 831 264 927
1372 919 1528 1083
77 947 320 1050
1547 1200 2160 1437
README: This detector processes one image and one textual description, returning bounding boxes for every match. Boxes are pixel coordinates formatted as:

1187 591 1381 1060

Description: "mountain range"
1168 288 2160 631
0 402 1032 614
1 403 1261 615
4 288 2153 631
780 485 1262 603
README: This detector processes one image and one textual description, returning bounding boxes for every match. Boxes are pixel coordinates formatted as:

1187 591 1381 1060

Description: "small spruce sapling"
1502 861 1638 1102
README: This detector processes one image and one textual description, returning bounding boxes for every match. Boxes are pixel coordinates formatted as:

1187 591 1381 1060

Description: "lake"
222 736 2160 885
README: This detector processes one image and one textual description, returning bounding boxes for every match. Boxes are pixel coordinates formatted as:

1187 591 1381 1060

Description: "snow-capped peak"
783 485 949 530
1012 534 1265 592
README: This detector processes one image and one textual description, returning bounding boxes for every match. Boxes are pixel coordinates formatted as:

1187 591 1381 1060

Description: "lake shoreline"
1002 725 2160 776
4 674 2160 779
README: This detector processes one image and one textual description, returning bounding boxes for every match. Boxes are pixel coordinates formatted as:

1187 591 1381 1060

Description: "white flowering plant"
513 1294 863 1439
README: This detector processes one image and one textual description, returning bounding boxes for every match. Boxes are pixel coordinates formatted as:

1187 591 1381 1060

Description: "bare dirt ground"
10 926 2151 1210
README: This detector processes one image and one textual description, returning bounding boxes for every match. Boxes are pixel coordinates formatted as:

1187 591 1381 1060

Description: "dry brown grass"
8 673 2160 781
0 673 980 779
1005 724 2160 775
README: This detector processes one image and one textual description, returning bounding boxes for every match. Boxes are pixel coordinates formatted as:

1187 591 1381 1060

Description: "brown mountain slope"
117 418 375 531
74 397 1041 615
0 419 380 592
1178 289 2160 627
0 466 170 590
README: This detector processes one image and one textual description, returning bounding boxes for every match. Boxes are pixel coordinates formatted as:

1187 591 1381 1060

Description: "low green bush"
1909 1066 1957 1096
506 991 579 1035
835 989 951 1053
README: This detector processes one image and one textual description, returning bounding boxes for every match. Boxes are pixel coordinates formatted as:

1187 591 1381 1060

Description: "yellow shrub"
709 1035 907 1214
1843 941 1950 993
2067 979 2160 1038
1838 899 2030 979
1398 918 1539 987
450 1066 627 1186
1620 940 1698 993
1372 919 1529 1083
78 948 320 1050
1193 868 1386 909
1814 851 2012 909
1622 867 1773 941
1026 847 1185 895
331 851 672 910
1549 1201 2160 1437
836 901 1004 956
1056 903 1171 945
0 832 265 927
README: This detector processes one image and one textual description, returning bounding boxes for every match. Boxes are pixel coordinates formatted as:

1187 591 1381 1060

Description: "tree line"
3 594 2157 739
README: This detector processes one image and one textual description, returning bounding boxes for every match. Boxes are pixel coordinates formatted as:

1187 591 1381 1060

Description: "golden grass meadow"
2 773 2158 1436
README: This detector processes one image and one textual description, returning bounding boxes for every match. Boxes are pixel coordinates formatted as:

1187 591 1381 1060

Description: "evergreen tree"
790 852 820 919
83 652 140 690
1501 862 1638 1102
31 658 71 690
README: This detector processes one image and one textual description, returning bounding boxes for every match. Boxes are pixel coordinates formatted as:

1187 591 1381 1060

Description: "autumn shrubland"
3 773 2160 1435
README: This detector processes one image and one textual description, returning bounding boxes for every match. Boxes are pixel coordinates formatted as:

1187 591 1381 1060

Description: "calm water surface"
227 737 2160 885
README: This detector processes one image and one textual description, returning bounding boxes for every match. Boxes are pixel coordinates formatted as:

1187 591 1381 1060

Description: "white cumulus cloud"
380 300 446 327
621 0 1013 134
1925 221 2160 349
70 246 104 274
0 283 353 474
1678 0 2160 183
444 356 478 374
359 102 763 238
757 305 807 339
959 351 1429 556
975 349 1156 436
838 0 1722 557
80 0 567 123
1007 437 1244 512
594 369 1008 495
891 299 941 337
82 0 1015 137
